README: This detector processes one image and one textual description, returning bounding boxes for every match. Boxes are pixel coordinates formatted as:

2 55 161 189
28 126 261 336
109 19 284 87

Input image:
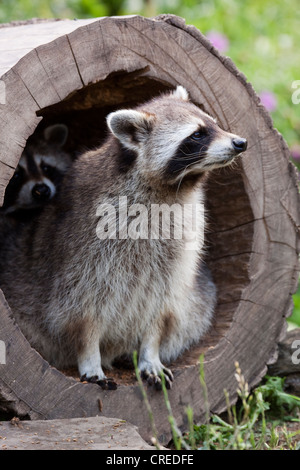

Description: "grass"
189 364 300 450
134 355 300 450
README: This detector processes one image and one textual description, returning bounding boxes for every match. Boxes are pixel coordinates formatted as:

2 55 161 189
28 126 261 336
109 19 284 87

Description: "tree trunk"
0 15 299 445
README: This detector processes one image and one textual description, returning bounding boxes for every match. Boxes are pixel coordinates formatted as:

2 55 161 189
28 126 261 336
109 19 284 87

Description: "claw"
80 374 118 390
163 367 174 382
141 367 173 390
97 378 118 390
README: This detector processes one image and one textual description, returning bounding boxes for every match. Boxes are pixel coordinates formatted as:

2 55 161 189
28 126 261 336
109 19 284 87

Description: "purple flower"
259 90 277 112
291 145 300 162
206 31 229 53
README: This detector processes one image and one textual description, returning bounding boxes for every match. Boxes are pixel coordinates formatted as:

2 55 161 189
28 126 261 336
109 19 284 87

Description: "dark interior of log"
3 70 254 384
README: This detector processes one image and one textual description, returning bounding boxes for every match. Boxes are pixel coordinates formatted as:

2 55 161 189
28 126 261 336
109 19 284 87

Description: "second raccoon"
1 124 71 215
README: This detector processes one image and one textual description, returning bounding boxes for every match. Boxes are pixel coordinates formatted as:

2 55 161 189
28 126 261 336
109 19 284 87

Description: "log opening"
21 68 255 373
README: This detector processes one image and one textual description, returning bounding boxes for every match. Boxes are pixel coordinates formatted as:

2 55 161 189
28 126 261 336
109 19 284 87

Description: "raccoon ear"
43 124 68 147
172 86 189 101
107 110 155 149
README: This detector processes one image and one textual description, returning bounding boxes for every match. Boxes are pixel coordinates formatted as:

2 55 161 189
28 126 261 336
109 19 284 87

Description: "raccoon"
1 124 71 216
0 87 247 390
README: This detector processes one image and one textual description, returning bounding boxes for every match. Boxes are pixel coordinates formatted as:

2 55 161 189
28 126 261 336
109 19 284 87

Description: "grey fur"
0 87 247 389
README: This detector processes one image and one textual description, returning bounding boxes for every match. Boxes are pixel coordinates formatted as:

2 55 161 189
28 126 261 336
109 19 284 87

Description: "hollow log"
0 15 299 445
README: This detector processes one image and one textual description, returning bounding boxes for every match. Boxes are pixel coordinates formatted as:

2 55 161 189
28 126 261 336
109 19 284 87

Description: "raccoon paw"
140 366 174 390
97 378 118 390
80 374 118 390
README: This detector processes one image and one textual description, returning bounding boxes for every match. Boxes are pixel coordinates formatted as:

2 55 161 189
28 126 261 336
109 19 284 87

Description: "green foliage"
255 376 300 419
134 355 300 450
158 0 300 154
68 0 126 17
0 0 299 148
183 362 300 450
0 0 72 21
0 0 127 21
188 372 300 450
290 289 300 327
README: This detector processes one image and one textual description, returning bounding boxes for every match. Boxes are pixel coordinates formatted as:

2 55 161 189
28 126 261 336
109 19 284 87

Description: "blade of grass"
132 350 161 450
159 371 190 450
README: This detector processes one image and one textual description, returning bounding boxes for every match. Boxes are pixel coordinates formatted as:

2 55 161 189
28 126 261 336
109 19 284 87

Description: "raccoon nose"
32 184 51 202
232 137 248 153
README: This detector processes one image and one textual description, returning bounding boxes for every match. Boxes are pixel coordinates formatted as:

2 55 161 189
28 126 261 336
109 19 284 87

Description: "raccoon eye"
41 163 51 174
190 129 206 140
13 170 21 179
